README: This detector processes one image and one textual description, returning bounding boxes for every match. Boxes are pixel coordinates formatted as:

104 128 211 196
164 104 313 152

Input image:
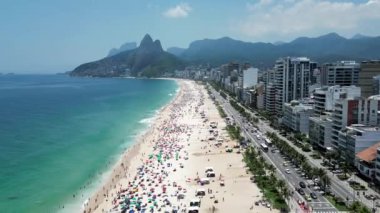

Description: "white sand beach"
83 80 277 213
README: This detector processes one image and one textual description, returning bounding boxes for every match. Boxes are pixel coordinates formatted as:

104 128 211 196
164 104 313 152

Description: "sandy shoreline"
82 80 277 213
80 79 183 213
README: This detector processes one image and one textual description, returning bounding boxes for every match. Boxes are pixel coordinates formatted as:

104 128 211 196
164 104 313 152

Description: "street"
212 90 338 213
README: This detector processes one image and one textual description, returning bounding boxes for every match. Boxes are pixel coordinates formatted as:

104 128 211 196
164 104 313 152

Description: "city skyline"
1 0 380 73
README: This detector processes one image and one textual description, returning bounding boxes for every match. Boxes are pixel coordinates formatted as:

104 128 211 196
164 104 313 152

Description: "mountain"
351 33 372 40
70 34 184 77
167 47 186 56
179 33 380 68
273 41 285 46
107 42 137 57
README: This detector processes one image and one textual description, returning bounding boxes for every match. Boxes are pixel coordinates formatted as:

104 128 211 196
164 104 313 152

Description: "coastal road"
257 113 377 210
210 88 338 213
210 86 379 212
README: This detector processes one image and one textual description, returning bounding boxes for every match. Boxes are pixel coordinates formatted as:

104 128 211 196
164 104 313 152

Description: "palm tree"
317 168 327 179
276 179 290 200
277 179 286 192
311 167 320 179
268 164 276 175
269 173 277 185
341 161 351 179
321 174 331 191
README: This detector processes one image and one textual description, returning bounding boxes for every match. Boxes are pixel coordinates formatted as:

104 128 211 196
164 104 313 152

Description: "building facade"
373 75 380 96
355 142 380 181
331 98 362 149
338 125 380 165
274 57 313 115
265 83 276 115
321 61 360 86
243 68 258 89
309 116 333 150
312 86 361 116
283 100 314 134
360 60 380 98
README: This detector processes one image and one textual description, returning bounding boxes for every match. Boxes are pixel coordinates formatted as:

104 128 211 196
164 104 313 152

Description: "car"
283 162 288 167
310 192 317 199
271 149 277 153
299 181 306 188
298 188 305 195
285 169 291 174
305 195 312 202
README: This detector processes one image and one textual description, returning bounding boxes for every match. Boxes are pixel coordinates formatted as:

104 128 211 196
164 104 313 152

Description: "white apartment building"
243 68 258 89
283 100 314 134
274 57 314 115
313 85 361 116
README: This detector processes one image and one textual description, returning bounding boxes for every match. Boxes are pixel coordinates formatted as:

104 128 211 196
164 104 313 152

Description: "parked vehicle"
310 192 317 199
299 181 306 188
298 188 305 195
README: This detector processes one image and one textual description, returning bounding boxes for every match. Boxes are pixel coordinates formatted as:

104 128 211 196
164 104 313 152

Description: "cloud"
163 3 192 18
239 0 380 40
247 0 273 10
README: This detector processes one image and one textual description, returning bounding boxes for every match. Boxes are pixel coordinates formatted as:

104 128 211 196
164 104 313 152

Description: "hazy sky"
1 0 379 73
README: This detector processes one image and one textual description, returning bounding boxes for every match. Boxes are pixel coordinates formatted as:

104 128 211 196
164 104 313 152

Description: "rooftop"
368 95 380 101
356 142 380 163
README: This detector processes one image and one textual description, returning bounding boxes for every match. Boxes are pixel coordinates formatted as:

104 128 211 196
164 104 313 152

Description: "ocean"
0 74 178 213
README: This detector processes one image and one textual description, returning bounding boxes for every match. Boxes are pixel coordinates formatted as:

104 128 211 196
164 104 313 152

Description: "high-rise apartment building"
242 68 258 89
320 61 360 86
265 83 276 115
373 75 380 96
331 98 362 149
312 86 361 116
283 100 314 134
274 57 313 115
330 95 380 150
360 60 380 98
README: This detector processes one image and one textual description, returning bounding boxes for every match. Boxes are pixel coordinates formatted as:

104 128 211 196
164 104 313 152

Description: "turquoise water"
0 75 177 213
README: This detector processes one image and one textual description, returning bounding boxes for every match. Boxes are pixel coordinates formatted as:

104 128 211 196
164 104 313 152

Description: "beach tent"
205 167 214 173
195 189 206 196
206 172 216 178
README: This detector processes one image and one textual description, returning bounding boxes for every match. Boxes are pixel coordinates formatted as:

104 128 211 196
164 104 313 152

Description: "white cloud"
239 0 380 40
247 0 273 10
163 3 192 18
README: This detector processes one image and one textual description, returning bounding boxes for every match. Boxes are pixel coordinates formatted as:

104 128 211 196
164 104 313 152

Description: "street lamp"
372 197 377 213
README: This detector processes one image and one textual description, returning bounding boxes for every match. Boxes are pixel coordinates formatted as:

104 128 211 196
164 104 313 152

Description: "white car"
285 169 291 174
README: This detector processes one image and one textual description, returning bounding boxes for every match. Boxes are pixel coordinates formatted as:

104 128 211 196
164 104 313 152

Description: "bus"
260 143 268 152
265 138 273 147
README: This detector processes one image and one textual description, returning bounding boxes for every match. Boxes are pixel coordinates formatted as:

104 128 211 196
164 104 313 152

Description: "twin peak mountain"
70 32 380 77
70 34 183 77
